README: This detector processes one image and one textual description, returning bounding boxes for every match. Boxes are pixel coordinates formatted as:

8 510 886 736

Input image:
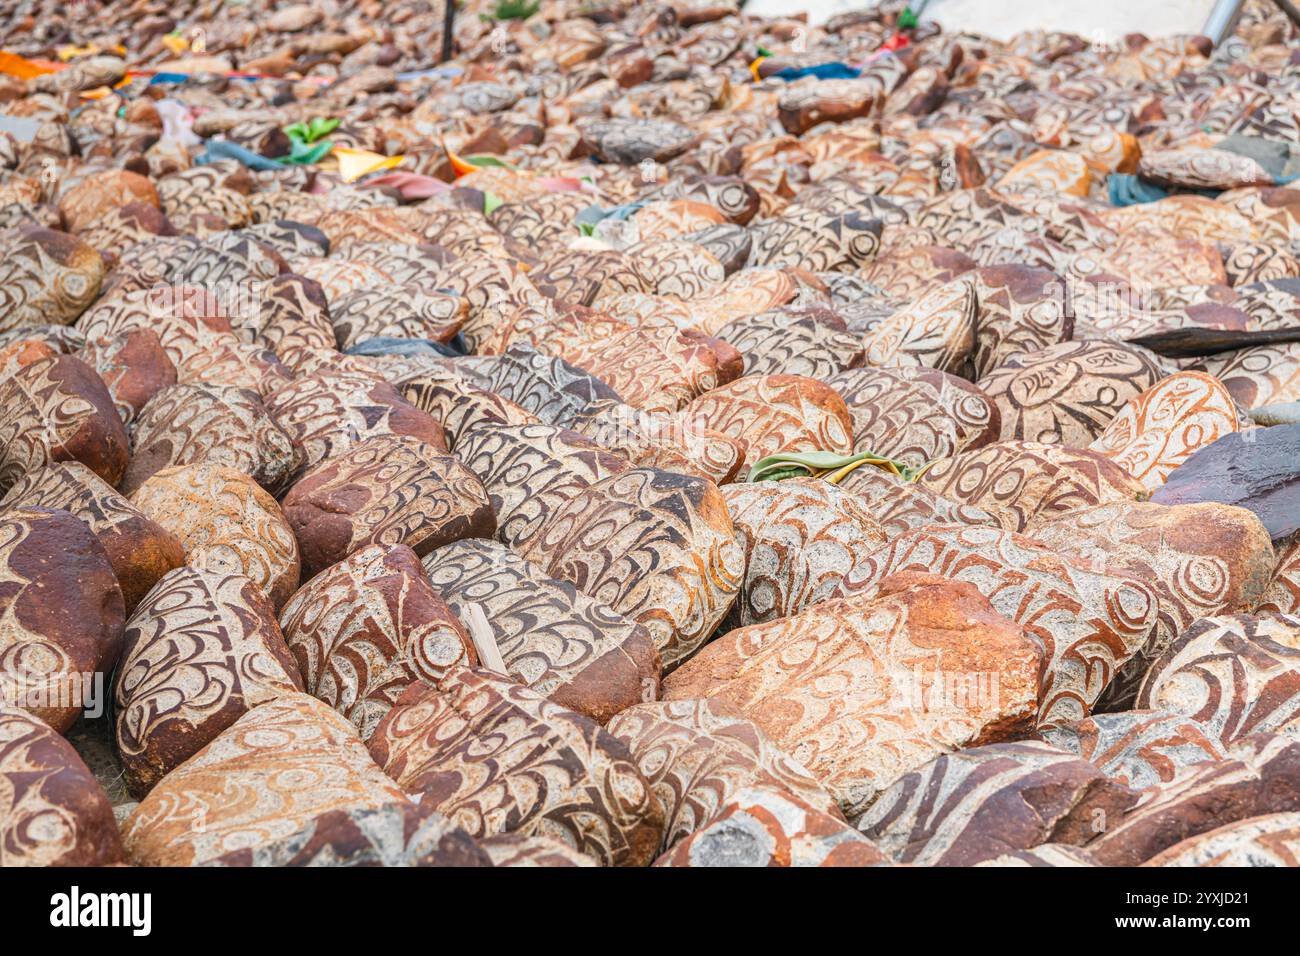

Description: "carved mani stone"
855 741 1138 865
653 787 889 867
122 693 410 866
368 668 665 867
0 507 124 733
664 574 1042 818
1137 613 1300 745
421 538 660 724
0 462 184 612
1042 710 1229 789
122 383 301 496
1027 501 1275 708
609 698 842 853
0 354 129 492
0 699 124 866
281 435 495 578
916 440 1144 533
129 463 301 611
113 566 304 796
513 467 743 670
200 801 491 867
830 523 1159 729
279 544 475 741
720 478 888 629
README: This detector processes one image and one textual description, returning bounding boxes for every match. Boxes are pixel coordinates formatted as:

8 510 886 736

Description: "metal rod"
1202 0 1246 45
440 0 456 63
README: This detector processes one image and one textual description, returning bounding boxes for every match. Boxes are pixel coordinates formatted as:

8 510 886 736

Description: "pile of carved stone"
2 0 1300 867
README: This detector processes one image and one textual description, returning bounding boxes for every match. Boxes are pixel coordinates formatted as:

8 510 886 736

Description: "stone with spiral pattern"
609 698 842 854
1027 501 1275 709
122 383 301 496
654 787 888 867
1143 812 1300 867
720 478 888 629
747 207 882 275
200 800 491 867
0 462 184 613
1085 734 1300 866
830 524 1159 730
713 307 865 380
328 286 467 351
452 421 628 554
128 462 301 611
1089 371 1245 492
121 692 409 866
678 374 854 471
0 698 124 866
665 574 1042 818
280 543 474 742
421 538 659 723
113 566 303 796
827 365 1000 465
0 507 124 733
1137 613 1300 745
976 340 1169 447
368 668 665 866
282 434 495 578
0 226 104 334
0 353 129 492
1257 536 1300 615
265 369 447 475
916 440 1145 533
861 275 977 374
1042 710 1229 790
513 466 742 670
855 741 1138 865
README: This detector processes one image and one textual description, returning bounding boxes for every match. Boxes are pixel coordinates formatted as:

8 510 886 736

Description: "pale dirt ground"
742 0 1223 40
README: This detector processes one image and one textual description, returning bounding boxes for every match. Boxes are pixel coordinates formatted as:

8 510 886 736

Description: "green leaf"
464 154 515 169
482 190 503 216
489 0 540 20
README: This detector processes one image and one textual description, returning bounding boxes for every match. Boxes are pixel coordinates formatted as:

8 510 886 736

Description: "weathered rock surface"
831 524 1159 729
114 566 303 796
421 538 659 723
368 668 664 866
0 462 184 612
0 699 124 866
856 741 1138 865
513 467 742 670
129 463 301 611
721 478 887 628
0 507 124 732
664 574 1042 817
1137 613 1300 745
0 354 129 492
282 435 495 578
654 787 889 867
280 544 474 741
609 698 841 853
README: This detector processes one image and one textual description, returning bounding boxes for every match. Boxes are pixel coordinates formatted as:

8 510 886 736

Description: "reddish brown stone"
654 788 890 867
0 699 125 866
75 328 177 426
857 741 1138 864
664 574 1042 817
369 668 664 866
282 435 495 578
280 544 474 741
0 354 129 492
0 462 184 612
0 507 124 733
114 566 303 796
